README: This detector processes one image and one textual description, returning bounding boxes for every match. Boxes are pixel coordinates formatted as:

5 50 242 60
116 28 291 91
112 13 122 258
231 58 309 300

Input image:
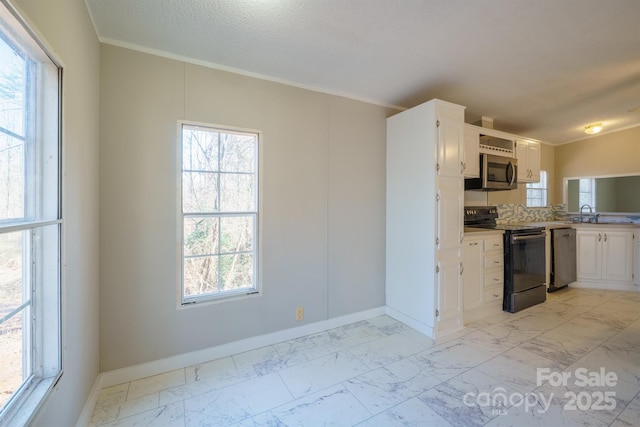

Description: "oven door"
482 154 517 190
508 232 546 292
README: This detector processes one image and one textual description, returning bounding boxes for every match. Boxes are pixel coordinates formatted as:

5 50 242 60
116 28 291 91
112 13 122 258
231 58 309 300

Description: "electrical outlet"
296 306 304 321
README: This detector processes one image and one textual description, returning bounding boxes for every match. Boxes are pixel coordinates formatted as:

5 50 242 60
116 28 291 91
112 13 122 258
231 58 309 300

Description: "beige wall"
555 126 640 205
11 0 101 425
99 45 392 370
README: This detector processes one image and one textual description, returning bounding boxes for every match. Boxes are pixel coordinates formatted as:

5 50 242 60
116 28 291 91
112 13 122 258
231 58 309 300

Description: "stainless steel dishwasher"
549 227 577 292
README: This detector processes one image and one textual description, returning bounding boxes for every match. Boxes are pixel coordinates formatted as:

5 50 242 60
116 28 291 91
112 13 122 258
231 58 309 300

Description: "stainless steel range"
464 206 547 313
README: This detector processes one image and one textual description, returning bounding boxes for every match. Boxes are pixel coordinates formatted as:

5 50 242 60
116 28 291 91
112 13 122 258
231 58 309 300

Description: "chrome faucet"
580 204 593 223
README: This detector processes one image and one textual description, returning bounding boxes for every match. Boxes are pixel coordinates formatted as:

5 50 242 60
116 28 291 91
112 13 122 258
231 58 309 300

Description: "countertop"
463 227 504 237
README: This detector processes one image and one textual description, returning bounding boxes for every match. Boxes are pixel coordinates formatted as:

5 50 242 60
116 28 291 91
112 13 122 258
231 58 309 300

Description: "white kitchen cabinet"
516 139 540 183
463 238 483 311
576 227 636 288
463 232 504 323
462 124 480 178
386 99 465 339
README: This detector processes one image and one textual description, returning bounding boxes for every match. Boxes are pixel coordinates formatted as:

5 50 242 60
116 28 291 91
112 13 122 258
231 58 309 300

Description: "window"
578 178 596 210
526 170 548 207
0 1 61 424
180 123 259 303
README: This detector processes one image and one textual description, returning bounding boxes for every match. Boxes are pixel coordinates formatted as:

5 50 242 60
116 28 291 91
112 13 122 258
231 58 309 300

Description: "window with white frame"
526 170 548 207
0 1 61 424
180 123 259 303
578 178 596 210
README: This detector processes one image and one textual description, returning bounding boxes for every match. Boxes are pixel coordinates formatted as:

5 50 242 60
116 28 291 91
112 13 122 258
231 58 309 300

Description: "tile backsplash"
496 204 566 223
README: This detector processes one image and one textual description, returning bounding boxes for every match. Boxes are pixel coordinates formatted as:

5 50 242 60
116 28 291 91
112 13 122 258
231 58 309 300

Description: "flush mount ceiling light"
584 123 603 135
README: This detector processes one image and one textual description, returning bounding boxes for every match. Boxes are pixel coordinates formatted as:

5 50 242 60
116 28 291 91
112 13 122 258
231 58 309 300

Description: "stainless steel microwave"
464 154 517 191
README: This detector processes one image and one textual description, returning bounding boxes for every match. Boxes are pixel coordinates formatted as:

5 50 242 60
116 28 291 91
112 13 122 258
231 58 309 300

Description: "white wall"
9 0 101 425
99 45 391 371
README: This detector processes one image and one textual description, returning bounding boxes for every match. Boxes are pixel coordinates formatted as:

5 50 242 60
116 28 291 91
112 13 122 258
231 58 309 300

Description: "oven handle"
511 233 546 243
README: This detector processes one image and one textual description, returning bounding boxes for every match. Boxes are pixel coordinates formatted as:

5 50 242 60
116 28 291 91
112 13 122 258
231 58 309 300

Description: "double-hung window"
526 170 548 207
0 1 61 424
180 123 259 304
578 178 596 210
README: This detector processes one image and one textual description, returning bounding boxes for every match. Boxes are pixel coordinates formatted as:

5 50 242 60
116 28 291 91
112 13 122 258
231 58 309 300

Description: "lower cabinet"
463 233 504 323
576 227 636 287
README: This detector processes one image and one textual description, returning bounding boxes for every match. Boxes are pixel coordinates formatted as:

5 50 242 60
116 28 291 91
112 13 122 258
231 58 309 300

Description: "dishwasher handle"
511 233 546 243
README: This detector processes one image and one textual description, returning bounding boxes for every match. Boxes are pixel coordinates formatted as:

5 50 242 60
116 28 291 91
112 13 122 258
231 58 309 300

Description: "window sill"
1 374 60 426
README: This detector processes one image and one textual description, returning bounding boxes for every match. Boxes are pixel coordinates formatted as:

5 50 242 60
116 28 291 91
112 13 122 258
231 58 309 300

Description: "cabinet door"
528 142 541 182
516 140 541 183
436 253 463 336
577 230 602 280
602 231 634 282
437 116 463 178
437 177 463 250
463 239 483 311
463 126 480 178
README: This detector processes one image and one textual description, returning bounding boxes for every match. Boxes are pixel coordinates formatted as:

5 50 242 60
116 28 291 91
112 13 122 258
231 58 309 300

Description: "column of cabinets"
576 227 636 287
462 233 504 323
516 139 541 183
386 99 465 339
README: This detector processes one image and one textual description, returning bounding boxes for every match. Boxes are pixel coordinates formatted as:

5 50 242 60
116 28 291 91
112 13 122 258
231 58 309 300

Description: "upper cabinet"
516 139 541 183
462 124 480 178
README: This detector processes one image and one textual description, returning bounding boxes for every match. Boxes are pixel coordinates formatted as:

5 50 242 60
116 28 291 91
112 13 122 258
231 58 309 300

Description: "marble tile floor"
88 288 640 427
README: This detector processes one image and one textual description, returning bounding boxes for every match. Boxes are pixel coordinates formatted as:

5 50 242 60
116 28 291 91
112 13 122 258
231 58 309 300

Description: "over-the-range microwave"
465 154 517 191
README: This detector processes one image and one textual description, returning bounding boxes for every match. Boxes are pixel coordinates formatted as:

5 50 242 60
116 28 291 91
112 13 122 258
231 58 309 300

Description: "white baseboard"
76 373 104 427
100 306 386 387
385 306 434 337
571 282 640 292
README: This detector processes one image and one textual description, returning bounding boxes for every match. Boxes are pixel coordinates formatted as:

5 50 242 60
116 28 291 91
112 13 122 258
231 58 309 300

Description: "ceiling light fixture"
584 123 603 135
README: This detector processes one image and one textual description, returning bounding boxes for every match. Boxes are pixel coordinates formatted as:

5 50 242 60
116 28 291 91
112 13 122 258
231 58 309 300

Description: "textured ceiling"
85 0 640 144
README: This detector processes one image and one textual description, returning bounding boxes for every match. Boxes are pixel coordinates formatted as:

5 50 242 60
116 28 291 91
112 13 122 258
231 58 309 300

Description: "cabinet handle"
470 242 479 246
460 161 465 173
598 233 602 242
493 293 499 298
494 260 500 264
494 278 500 282
460 263 464 275
604 233 607 242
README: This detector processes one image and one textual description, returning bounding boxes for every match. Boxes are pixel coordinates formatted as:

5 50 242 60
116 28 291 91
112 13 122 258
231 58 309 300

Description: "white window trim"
177 121 262 306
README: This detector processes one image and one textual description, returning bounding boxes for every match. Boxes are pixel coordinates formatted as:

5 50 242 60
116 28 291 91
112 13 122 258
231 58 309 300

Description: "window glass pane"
0 136 24 220
184 217 218 256
0 308 28 409
0 36 25 138
220 253 253 290
220 133 256 173
182 172 218 213
182 128 219 172
0 35 26 221
0 231 25 318
184 255 218 296
220 173 255 211
220 216 253 254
